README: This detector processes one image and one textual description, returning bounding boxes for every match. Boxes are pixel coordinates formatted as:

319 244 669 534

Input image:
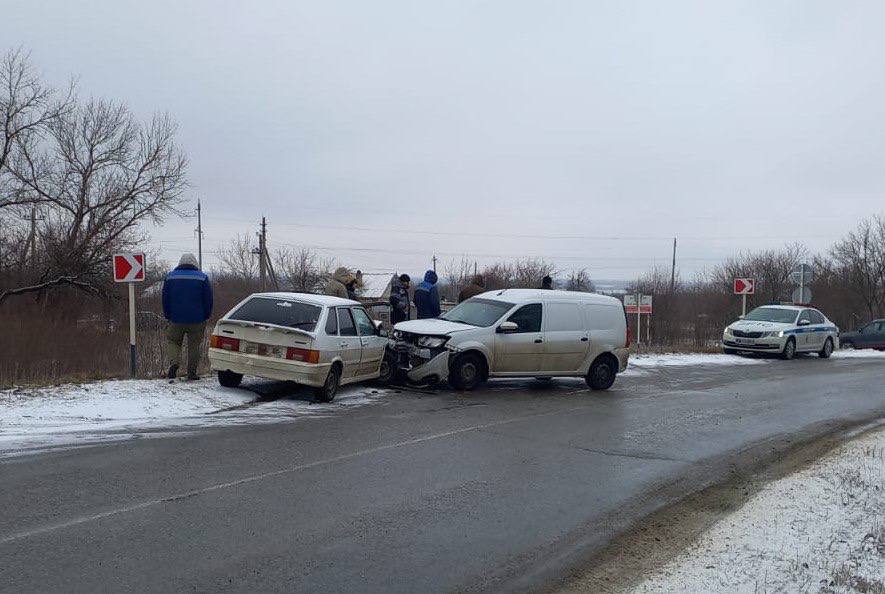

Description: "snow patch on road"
622 352 770 376
0 378 387 456
628 427 885 594
832 349 885 359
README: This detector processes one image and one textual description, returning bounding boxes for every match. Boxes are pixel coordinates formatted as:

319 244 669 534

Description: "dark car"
839 319 885 350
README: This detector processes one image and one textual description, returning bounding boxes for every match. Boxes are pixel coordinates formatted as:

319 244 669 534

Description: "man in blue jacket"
413 270 441 319
162 253 213 380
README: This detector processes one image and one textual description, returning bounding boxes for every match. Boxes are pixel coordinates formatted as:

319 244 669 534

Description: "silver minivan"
390 289 630 390
208 293 390 401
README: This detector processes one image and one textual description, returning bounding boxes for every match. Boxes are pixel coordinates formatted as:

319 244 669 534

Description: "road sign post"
733 278 755 316
624 294 653 347
113 253 145 377
790 264 814 304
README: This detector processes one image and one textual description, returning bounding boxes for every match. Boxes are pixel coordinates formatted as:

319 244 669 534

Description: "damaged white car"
388 289 630 391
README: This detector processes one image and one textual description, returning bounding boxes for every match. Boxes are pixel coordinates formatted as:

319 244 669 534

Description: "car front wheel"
449 353 484 391
781 338 796 360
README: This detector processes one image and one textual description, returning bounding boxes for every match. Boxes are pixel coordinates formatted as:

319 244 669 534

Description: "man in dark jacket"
414 270 441 319
162 253 213 380
458 274 485 303
389 274 411 324
540 275 553 290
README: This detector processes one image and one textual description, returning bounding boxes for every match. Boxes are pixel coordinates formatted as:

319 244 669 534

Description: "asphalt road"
2 356 884 593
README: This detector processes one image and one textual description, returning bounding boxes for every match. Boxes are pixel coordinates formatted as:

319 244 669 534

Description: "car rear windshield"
744 307 798 324
441 298 515 327
228 297 322 331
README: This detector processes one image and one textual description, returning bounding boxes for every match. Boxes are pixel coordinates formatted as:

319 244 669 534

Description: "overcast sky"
6 1 885 281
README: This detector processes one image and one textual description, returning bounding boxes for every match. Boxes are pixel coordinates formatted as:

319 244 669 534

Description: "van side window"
324 308 338 335
507 304 542 333
338 308 358 336
546 302 580 332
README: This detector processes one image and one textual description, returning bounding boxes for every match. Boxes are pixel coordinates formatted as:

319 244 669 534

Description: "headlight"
724 327 733 336
417 335 448 348
392 330 403 340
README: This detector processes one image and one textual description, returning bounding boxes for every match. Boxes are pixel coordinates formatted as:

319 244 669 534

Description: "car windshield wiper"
444 317 476 326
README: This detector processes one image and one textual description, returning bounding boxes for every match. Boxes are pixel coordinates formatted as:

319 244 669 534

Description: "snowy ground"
628 425 885 594
0 377 387 457
2 350 883 457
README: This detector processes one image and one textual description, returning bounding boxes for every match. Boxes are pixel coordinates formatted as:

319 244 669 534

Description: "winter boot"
167 364 179 379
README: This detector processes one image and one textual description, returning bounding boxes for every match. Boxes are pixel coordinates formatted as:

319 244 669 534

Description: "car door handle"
534 339 543 344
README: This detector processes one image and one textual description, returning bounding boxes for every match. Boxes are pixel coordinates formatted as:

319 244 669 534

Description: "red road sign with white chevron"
113 253 145 282
733 278 755 295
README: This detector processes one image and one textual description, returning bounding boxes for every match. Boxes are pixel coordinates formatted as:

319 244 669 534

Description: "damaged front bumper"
388 340 451 383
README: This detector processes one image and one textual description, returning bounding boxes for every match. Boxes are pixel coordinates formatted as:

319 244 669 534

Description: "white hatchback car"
208 293 389 401
390 289 630 390
722 304 839 359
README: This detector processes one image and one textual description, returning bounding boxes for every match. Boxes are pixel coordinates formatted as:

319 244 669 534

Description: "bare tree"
710 243 806 303
216 234 259 281
0 98 187 303
0 47 73 209
274 246 333 293
828 215 885 319
565 269 595 292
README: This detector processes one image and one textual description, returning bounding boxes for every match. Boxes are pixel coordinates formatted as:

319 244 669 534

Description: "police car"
722 305 839 360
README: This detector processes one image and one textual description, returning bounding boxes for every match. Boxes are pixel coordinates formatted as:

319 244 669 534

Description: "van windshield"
441 298 515 327
228 297 322 331
744 307 798 324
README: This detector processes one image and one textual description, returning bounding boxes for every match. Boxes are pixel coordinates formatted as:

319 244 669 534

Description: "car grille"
733 330 764 338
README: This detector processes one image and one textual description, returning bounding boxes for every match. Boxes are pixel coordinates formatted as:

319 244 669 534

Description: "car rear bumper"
208 348 330 386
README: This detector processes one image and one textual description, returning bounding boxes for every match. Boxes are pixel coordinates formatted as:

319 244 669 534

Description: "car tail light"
286 347 320 364
210 335 241 351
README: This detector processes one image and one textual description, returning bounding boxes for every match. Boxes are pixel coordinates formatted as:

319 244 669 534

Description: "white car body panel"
208 292 387 387
722 305 839 356
391 289 629 383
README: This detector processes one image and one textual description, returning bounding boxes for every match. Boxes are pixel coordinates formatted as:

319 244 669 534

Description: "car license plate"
735 338 754 345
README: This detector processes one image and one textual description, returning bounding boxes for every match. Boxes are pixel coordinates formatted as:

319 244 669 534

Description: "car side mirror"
372 320 386 337
738 315 746 320
798 319 811 326
497 321 519 334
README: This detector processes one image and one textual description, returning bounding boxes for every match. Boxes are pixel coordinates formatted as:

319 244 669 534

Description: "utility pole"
669 237 677 294
195 199 203 269
259 216 267 291
432 255 438 273
27 207 37 266
474 261 478 277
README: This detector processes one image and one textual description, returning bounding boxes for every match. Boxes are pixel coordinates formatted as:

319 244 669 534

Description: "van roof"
475 288 622 307
249 292 358 307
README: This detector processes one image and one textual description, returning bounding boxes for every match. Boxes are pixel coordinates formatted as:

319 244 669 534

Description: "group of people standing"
389 270 442 323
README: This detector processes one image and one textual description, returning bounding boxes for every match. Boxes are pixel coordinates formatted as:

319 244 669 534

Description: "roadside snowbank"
628 353 770 368
0 378 386 456
628 426 885 594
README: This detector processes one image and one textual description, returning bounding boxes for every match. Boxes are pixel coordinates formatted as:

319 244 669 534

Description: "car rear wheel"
819 338 834 359
586 358 616 390
315 365 341 402
449 353 484 391
217 370 243 388
781 338 796 360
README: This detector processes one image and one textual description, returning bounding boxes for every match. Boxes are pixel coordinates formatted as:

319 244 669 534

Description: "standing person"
325 267 353 299
540 275 553 290
458 274 485 303
389 273 411 324
162 253 213 380
346 270 364 300
414 270 441 319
